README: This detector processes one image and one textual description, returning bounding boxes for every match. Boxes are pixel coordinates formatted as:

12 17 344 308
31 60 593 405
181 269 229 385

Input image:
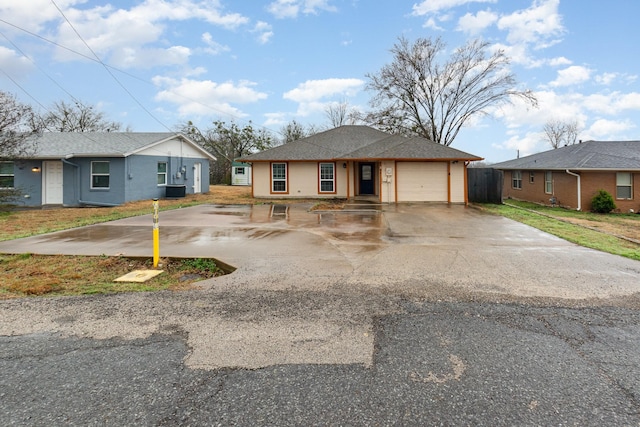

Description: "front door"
359 162 375 195
193 162 202 193
42 161 63 204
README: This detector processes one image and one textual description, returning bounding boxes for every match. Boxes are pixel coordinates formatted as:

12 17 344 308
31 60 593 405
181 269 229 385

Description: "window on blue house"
91 161 110 189
157 162 167 185
0 162 14 188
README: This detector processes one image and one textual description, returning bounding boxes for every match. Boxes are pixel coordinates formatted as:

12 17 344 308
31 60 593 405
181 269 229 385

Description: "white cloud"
412 0 496 16
252 21 274 44
8 1 249 67
497 0 564 49
493 132 546 158
283 78 364 102
267 0 337 19
153 76 268 118
585 119 635 139
457 10 498 35
0 46 34 77
582 92 640 115
201 33 230 55
282 78 364 118
548 56 572 67
549 65 592 87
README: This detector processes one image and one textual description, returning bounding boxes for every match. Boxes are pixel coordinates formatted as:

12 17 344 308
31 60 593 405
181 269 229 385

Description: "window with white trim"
616 172 633 199
236 167 245 175
91 161 110 189
544 171 553 194
0 162 14 188
271 163 287 193
319 162 335 193
512 170 522 189
157 162 167 185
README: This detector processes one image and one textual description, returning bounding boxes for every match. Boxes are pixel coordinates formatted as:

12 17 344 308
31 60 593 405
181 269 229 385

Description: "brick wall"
502 170 640 212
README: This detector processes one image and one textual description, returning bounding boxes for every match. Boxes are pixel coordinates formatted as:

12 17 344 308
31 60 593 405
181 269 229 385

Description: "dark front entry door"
359 162 375 195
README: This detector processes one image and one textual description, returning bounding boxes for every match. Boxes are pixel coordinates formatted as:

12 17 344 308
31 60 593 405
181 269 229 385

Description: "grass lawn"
1 186 639 298
479 200 640 261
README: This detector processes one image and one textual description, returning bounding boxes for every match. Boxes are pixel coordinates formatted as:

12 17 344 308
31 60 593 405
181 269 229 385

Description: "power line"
0 9 312 141
50 0 173 132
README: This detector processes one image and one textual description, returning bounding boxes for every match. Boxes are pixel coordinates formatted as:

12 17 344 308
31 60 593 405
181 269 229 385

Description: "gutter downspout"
62 158 120 207
565 169 581 211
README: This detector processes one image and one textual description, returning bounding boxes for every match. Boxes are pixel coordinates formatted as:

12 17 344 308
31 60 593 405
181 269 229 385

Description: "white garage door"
397 162 448 202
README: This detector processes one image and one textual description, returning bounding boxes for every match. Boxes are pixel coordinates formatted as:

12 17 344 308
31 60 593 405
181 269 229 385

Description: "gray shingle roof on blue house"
492 140 640 170
238 125 482 162
26 132 216 160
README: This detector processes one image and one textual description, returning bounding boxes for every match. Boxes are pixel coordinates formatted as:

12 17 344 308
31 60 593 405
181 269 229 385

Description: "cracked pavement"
1 204 639 425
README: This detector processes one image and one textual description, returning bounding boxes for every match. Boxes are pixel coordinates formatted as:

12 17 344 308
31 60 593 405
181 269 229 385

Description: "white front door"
193 162 202 193
43 161 63 204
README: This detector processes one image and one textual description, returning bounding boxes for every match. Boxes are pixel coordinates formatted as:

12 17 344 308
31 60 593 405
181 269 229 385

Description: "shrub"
591 189 616 213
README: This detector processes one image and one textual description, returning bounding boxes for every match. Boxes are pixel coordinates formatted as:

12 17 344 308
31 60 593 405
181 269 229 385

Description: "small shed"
231 161 252 186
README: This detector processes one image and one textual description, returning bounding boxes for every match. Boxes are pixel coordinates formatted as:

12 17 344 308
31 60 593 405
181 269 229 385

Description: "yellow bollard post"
152 198 160 268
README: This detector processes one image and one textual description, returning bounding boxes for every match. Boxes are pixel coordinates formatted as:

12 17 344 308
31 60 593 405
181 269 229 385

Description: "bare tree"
543 119 579 149
42 100 125 132
279 120 320 144
181 120 275 184
366 36 537 146
0 91 42 204
0 91 41 159
325 100 362 128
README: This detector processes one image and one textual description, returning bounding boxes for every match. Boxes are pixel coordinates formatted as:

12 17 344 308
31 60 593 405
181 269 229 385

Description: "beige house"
238 126 482 203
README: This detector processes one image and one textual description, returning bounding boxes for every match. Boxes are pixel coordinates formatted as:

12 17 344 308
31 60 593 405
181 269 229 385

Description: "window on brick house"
512 170 522 189
616 172 632 199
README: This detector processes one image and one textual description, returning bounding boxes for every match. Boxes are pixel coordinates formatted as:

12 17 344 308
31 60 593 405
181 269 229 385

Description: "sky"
0 0 639 163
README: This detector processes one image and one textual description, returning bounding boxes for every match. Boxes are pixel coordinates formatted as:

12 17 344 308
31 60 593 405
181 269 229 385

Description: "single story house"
492 140 640 212
237 125 482 203
231 161 252 186
1 132 216 207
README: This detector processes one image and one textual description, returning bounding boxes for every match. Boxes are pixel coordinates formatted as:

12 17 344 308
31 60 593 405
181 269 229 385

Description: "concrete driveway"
2 203 638 301
1 203 639 370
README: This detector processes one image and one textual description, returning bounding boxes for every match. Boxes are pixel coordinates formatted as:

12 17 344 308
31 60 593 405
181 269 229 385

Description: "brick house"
492 140 640 212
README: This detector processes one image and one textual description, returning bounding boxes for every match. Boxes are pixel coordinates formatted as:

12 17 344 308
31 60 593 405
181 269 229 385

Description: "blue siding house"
2 132 216 207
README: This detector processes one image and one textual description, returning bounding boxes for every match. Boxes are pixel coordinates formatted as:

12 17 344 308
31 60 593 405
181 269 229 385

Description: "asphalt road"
2 301 639 426
1 204 639 425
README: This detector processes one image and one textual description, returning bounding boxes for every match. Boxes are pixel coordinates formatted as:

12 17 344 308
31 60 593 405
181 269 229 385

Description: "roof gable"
492 140 640 170
239 126 481 162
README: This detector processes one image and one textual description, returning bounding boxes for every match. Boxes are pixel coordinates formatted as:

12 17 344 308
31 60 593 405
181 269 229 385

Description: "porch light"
342 163 347 168
32 166 41 172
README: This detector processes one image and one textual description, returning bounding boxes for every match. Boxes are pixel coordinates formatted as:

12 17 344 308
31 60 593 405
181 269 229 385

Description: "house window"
0 162 14 188
319 163 335 193
512 170 522 189
157 162 167 185
616 172 633 199
529 172 535 184
236 167 245 175
271 162 287 193
91 161 110 189
544 171 553 194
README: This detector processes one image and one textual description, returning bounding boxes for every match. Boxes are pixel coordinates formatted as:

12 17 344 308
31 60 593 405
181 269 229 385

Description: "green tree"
366 36 537 145
182 120 275 184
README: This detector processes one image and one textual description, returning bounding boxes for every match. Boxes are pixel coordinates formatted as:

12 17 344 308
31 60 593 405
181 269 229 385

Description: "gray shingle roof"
239 125 482 162
492 140 640 170
25 132 213 159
